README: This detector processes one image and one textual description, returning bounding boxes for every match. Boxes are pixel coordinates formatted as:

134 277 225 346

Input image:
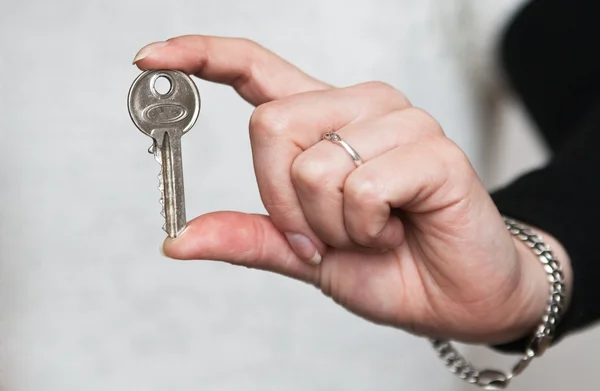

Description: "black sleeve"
489 0 600 352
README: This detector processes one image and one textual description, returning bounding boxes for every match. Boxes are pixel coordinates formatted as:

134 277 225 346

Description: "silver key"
127 70 201 238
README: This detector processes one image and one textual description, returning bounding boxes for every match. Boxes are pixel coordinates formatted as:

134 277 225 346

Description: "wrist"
431 219 571 388
499 226 573 345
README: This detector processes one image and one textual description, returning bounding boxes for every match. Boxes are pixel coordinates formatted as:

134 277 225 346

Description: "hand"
133 35 572 345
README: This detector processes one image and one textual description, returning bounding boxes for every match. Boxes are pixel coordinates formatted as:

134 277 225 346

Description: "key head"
127 70 200 137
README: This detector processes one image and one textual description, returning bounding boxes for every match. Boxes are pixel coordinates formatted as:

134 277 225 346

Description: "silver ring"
322 131 364 167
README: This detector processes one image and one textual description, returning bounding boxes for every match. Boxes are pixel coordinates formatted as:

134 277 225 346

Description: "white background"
0 0 598 390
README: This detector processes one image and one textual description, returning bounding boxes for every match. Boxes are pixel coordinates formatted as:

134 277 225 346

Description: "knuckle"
381 108 444 144
249 102 290 140
234 37 261 51
345 176 385 243
438 137 469 167
430 137 474 183
358 81 411 107
401 107 444 135
355 229 382 246
346 174 383 206
235 37 256 45
291 153 332 191
360 80 396 93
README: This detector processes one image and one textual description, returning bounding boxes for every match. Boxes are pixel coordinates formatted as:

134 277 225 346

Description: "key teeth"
158 170 166 218
151 139 167 221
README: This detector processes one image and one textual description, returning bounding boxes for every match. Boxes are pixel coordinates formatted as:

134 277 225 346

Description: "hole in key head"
153 75 172 96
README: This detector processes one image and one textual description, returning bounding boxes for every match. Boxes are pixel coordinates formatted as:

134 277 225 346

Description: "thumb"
162 211 320 284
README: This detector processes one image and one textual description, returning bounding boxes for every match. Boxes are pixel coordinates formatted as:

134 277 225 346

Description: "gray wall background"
1 0 598 390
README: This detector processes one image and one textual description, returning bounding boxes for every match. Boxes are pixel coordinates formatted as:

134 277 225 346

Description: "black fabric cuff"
488 106 600 353
489 171 586 353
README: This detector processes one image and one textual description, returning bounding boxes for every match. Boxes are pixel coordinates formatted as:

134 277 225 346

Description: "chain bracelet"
430 217 567 390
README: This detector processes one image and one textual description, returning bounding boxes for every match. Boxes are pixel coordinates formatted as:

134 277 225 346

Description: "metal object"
431 217 566 389
127 70 200 238
323 131 363 167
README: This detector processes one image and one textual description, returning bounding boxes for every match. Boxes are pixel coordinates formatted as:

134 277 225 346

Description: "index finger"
133 35 330 106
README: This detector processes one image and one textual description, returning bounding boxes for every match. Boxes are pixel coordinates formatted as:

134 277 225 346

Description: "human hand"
133 35 572 345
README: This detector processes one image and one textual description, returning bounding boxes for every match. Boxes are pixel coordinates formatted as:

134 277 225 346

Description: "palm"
318 206 523 343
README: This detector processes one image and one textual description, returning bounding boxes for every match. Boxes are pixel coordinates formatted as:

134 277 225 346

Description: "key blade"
158 130 187 238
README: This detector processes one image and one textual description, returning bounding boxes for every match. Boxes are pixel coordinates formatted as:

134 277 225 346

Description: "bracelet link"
530 331 552 356
510 349 535 377
476 370 510 390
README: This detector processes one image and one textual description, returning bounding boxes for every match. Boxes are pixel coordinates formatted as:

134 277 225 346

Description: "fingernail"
284 233 322 265
133 41 168 64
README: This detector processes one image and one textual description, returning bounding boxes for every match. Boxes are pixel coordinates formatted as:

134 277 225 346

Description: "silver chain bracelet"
430 217 567 390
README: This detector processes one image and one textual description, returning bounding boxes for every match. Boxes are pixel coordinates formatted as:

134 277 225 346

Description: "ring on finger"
322 131 364 167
